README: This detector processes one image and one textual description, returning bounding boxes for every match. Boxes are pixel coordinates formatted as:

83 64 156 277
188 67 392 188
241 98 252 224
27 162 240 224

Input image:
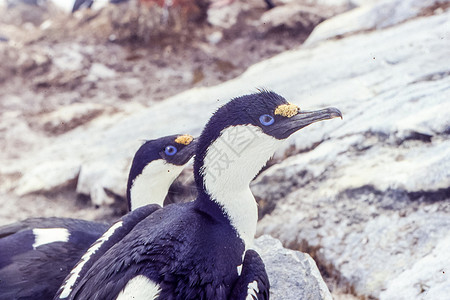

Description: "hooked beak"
269 107 342 139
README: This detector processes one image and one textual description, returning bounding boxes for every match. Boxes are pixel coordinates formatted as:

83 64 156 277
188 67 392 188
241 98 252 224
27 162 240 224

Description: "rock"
76 158 130 206
253 10 450 296
206 31 223 45
252 9 450 298
254 235 332 300
207 1 241 29
258 3 326 32
0 45 51 82
257 187 450 296
51 44 86 72
1 1 50 26
86 63 116 81
35 103 106 135
304 0 450 46
15 160 81 196
379 233 450 300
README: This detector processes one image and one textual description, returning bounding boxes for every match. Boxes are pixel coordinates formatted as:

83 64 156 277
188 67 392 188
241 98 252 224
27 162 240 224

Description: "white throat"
201 125 283 247
130 160 185 210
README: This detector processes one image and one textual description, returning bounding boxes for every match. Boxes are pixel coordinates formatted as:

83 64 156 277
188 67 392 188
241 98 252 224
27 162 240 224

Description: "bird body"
0 134 196 300
57 91 341 300
60 201 246 299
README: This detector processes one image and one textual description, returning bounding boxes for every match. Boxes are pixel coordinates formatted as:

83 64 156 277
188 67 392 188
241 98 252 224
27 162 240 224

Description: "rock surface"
379 234 450 300
252 3 450 299
255 235 332 300
304 0 450 46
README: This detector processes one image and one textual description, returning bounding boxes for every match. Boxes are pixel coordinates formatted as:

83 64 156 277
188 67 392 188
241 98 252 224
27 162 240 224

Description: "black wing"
0 217 108 238
0 238 102 300
60 203 196 300
55 204 161 300
230 249 270 300
0 219 109 300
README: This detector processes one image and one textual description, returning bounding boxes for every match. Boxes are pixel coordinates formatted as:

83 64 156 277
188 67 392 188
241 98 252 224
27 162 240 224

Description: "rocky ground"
1 0 449 299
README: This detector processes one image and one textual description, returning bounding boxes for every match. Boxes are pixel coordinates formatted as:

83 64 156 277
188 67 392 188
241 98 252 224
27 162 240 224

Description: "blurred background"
0 0 449 299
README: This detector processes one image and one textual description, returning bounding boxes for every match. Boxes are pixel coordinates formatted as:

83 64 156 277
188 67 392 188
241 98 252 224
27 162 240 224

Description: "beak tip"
328 107 343 120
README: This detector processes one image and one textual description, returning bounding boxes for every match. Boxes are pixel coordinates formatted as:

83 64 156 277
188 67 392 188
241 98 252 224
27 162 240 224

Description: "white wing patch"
246 280 259 300
116 275 161 300
58 220 124 299
237 264 243 276
32 228 70 249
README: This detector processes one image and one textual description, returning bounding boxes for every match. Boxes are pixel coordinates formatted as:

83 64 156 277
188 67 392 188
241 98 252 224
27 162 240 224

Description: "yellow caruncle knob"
274 103 299 118
175 134 194 145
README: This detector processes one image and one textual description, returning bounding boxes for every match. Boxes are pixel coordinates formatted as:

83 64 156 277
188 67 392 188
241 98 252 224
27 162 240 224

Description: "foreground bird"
0 134 196 300
56 90 342 300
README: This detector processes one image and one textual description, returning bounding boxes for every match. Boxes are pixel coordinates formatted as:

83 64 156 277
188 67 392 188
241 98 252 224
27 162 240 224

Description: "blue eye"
164 145 178 156
259 114 274 126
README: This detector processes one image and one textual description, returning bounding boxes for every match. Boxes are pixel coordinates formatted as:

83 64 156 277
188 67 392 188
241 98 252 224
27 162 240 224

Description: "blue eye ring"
259 114 275 126
164 145 178 156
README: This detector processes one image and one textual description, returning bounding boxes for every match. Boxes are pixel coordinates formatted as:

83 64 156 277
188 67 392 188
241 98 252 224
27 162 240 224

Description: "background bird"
0 134 196 300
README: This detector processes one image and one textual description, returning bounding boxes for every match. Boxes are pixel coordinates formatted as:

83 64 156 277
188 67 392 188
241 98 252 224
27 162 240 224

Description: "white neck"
201 125 283 247
130 160 184 210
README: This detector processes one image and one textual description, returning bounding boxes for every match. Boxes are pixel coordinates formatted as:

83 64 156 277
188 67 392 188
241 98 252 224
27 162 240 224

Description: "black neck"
193 190 230 225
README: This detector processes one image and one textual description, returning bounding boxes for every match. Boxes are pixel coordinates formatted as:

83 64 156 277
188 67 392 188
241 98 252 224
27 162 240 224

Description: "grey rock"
256 181 450 298
304 0 450 46
253 9 450 297
86 63 116 81
35 103 106 135
15 160 81 196
76 159 129 206
379 233 450 300
207 3 240 29
254 235 332 300
51 43 86 72
257 4 326 32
